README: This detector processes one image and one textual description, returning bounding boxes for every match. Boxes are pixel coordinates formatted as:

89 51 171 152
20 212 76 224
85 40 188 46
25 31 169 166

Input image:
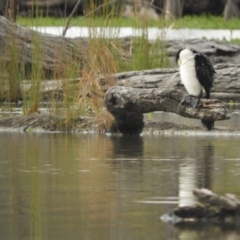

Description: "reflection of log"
105 86 228 134
161 188 240 224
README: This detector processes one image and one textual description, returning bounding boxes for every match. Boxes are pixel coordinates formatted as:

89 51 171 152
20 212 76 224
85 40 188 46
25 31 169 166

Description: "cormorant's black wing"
192 50 216 99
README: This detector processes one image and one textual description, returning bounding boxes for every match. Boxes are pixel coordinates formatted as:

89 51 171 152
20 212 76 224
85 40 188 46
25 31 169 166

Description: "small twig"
62 0 83 37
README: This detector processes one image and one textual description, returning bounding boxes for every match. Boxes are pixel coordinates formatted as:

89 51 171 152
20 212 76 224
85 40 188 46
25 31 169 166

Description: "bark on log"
165 37 240 65
0 16 88 75
113 63 240 102
105 86 228 134
19 63 240 103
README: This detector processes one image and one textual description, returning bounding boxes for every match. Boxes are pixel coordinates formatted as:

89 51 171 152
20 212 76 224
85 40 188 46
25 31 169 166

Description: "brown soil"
0 114 96 132
0 113 238 134
144 121 202 131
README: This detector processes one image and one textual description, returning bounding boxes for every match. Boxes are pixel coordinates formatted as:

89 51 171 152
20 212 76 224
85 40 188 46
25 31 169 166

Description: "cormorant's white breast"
176 48 216 99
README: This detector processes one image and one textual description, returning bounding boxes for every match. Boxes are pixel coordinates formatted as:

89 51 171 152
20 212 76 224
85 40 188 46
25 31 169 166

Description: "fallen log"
0 15 88 75
114 63 240 101
2 15 240 75
105 86 228 134
19 63 240 103
161 188 240 225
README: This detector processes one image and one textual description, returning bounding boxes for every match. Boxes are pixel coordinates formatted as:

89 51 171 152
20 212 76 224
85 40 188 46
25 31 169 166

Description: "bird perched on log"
176 48 216 130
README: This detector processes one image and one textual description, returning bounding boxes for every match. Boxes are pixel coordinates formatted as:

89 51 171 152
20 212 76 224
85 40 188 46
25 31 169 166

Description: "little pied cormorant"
176 48 216 130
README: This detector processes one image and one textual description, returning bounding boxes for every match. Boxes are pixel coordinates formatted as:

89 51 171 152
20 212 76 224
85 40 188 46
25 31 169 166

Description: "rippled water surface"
1 133 240 240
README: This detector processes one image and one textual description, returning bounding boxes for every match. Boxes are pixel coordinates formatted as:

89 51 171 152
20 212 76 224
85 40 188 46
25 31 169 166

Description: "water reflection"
197 144 214 189
176 223 240 240
178 159 197 207
178 143 214 207
0 134 240 239
110 135 144 158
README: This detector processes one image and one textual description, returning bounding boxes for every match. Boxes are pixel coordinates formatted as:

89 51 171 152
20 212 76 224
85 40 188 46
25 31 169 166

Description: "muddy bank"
0 113 95 133
0 113 239 135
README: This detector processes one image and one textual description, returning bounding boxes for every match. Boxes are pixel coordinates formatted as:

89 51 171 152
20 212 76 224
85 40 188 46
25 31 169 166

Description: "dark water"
0 133 240 240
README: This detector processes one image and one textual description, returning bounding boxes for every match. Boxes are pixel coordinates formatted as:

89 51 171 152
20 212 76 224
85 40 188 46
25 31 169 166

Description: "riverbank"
0 111 239 135
1 16 240 134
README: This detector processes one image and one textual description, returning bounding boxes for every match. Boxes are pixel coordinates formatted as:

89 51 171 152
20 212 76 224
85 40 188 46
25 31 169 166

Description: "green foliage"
166 15 240 30
228 100 239 107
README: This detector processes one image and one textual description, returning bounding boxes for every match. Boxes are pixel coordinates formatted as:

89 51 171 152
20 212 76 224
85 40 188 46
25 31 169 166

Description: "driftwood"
2 15 240 74
0 16 88 75
19 63 240 102
113 63 240 101
104 64 235 135
105 86 228 134
161 188 240 225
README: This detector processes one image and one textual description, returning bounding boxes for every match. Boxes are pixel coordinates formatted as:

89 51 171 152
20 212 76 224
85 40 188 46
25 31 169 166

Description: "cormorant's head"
176 48 196 67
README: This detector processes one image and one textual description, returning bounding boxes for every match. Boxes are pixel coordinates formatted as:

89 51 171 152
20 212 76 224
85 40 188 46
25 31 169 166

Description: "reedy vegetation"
5 1 240 131
2 2 170 131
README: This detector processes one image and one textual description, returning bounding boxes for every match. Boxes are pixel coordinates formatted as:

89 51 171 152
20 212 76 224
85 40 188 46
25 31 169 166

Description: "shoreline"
0 113 239 136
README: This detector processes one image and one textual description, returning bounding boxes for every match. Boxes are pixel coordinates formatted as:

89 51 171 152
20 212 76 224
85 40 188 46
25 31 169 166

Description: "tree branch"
62 0 82 37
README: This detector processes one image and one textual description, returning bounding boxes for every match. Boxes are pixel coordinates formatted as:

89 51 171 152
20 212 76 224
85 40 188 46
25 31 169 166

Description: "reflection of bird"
176 48 216 130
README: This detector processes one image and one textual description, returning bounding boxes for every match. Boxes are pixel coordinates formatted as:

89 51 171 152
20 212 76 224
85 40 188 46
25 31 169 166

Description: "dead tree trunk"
224 0 240 20
8 0 17 22
164 0 184 19
112 64 240 101
0 15 87 101
0 15 88 74
105 86 228 134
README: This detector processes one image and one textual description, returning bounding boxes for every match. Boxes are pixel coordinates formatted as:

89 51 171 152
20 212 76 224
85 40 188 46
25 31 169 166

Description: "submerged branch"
161 188 240 225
